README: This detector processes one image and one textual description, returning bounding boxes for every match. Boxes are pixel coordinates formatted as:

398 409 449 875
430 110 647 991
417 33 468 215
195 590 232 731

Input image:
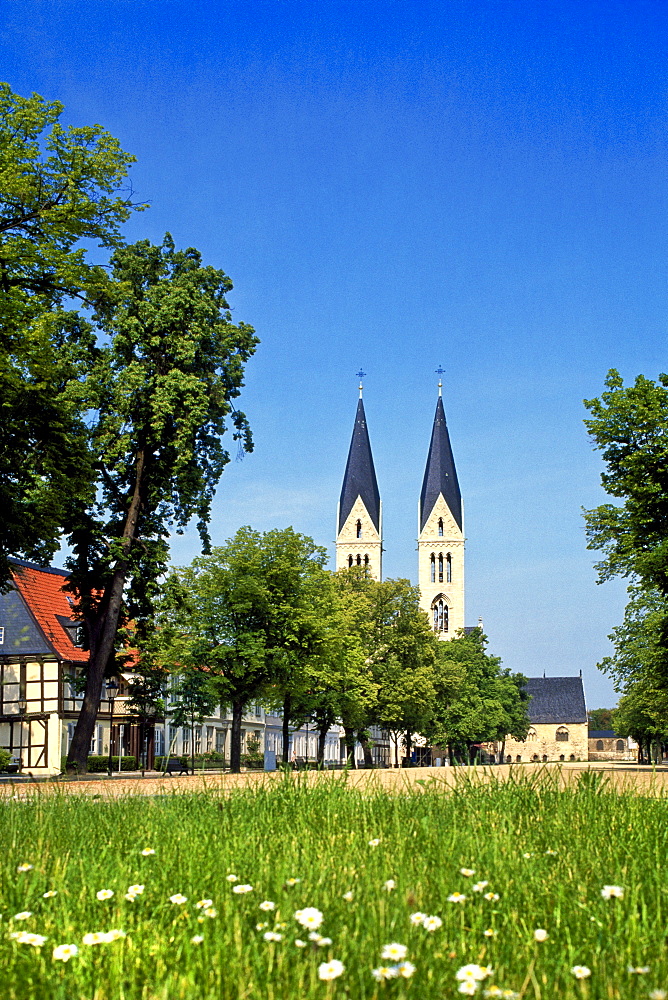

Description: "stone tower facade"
417 384 465 639
336 387 382 580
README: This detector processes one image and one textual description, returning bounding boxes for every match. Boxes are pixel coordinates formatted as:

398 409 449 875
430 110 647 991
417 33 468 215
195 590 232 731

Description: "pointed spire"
419 392 462 532
339 395 381 533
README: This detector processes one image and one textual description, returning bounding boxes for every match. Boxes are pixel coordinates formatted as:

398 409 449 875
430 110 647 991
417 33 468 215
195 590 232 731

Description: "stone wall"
502 722 588 763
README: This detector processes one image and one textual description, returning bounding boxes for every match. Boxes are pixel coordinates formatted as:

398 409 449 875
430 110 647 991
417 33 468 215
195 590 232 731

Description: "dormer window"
0 626 4 644
356 519 362 539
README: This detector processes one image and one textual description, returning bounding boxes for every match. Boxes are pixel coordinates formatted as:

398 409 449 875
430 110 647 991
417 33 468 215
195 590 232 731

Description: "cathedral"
336 378 465 638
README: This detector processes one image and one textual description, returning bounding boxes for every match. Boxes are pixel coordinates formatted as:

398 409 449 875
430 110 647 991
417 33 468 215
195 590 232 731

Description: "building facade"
502 676 589 763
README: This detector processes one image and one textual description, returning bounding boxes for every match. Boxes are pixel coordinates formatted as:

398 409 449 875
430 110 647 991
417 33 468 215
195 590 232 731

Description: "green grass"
1 769 667 999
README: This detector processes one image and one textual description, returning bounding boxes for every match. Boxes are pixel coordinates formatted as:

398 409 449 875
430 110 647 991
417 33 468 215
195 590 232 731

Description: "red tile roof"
11 561 89 663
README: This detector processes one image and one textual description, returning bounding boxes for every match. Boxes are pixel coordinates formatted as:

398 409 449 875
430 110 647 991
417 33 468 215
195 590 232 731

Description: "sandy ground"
2 761 668 799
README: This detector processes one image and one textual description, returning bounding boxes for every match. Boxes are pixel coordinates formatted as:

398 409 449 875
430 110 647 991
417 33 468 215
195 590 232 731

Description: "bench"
162 759 191 776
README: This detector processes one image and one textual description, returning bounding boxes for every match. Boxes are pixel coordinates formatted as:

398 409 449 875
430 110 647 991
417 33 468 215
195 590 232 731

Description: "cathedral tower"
418 381 464 637
336 384 382 579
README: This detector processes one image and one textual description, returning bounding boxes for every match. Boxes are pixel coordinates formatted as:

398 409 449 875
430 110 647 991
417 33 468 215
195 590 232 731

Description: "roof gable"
524 676 587 724
8 560 88 663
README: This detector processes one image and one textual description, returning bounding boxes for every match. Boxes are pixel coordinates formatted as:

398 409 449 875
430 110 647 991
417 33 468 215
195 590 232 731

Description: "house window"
206 726 214 752
356 519 362 539
195 728 202 755
446 553 452 583
527 728 537 741
154 729 165 757
438 554 443 582
430 554 435 583
182 728 190 754
616 740 625 752
364 554 369 567
516 755 522 762
356 554 361 565
0 626 4 644
438 518 443 537
432 600 449 632
348 555 353 567
596 740 604 751
556 728 569 742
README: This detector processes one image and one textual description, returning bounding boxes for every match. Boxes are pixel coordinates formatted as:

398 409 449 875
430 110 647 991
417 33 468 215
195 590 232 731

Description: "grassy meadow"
1 769 667 999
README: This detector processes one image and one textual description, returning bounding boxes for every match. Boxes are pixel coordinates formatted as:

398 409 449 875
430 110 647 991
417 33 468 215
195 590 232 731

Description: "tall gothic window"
438 518 443 536
432 599 449 632
446 553 452 583
356 554 361 566
348 555 353 568
364 554 369 567
438 554 443 582
356 519 362 539
430 554 435 583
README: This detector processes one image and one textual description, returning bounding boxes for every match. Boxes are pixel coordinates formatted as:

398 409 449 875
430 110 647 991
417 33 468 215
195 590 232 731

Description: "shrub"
0 747 13 771
60 755 137 773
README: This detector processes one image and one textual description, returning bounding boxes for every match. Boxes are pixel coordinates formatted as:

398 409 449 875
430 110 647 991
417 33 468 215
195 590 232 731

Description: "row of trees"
0 84 259 772
137 526 531 772
584 370 668 760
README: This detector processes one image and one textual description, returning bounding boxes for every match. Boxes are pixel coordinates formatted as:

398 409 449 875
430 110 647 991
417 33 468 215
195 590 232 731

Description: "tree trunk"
405 729 412 767
230 698 244 773
343 727 357 768
282 692 291 766
358 730 374 768
67 447 147 774
317 722 328 767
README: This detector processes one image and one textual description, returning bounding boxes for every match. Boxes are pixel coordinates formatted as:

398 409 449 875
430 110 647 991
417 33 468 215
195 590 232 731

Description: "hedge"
60 755 137 773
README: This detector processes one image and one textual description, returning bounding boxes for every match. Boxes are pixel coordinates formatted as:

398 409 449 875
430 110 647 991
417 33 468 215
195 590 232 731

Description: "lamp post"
17 696 26 772
106 679 119 778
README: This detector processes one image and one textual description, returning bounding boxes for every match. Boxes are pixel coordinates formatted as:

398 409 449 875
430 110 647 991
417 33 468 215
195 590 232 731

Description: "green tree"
584 370 668 596
159 527 327 773
167 669 219 774
65 236 257 772
587 708 616 732
0 83 143 586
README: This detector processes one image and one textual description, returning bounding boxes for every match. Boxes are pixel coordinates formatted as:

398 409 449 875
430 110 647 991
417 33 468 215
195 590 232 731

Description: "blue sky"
4 0 667 707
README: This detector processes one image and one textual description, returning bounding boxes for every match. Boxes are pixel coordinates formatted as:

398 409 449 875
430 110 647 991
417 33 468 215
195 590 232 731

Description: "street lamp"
17 696 26 772
106 679 119 778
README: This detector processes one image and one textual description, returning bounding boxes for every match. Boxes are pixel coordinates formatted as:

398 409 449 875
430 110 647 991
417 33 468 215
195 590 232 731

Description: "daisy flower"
226 874 239 882
368 838 381 847
96 889 114 900
343 891 354 902
649 991 667 1000
457 964 493 982
571 966 591 980
410 911 427 925
422 915 443 931
448 892 467 903
191 935 204 944
169 893 188 905
372 966 399 981
601 885 624 899
484 929 496 938
43 890 57 898
13 911 32 921
195 899 213 909
628 966 650 975
295 939 307 948
460 868 475 877
318 959 344 981
141 848 155 856
473 881 489 892
52 943 78 962
285 877 301 885
264 931 282 941
484 892 500 902
127 884 144 896
232 884 253 894
458 982 479 995
13 932 46 947
259 901 275 911
382 943 408 961
203 907 217 918
384 879 396 891
17 863 33 872
294 907 324 930
398 961 416 978
534 929 548 942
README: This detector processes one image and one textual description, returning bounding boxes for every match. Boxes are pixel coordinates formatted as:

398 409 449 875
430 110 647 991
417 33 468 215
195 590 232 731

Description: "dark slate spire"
420 393 462 532
338 396 381 533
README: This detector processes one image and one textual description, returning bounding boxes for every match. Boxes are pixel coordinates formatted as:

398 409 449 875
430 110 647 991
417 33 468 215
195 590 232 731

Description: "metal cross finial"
356 370 366 398
435 366 446 377
435 365 445 397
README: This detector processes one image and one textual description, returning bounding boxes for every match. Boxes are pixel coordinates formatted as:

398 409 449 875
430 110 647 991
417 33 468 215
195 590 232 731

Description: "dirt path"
2 761 668 799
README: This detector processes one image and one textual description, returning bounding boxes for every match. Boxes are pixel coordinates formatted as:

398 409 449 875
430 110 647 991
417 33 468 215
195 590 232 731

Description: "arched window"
432 599 449 632
516 755 522 763
532 754 539 761
430 554 435 583
559 754 565 761
364 554 369 567
616 739 625 752
356 519 362 539
438 518 443 537
506 755 511 763
596 740 604 751
348 555 353 568
446 553 452 583
527 728 537 741
542 754 548 762
569 754 576 761
556 727 569 742
356 554 361 566
438 554 444 582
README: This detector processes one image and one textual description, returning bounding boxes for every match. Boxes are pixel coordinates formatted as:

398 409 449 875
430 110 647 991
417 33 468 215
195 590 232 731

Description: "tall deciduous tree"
0 83 143 586
65 236 257 771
